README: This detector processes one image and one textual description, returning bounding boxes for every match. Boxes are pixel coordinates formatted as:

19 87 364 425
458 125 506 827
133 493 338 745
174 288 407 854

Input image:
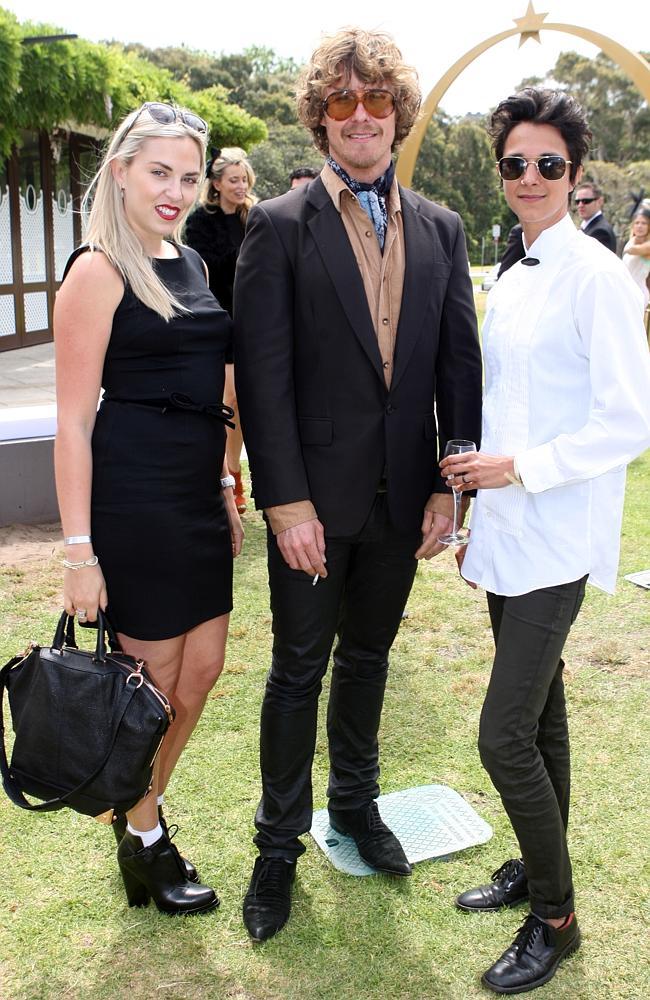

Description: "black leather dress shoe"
456 858 528 912
482 913 581 994
242 856 297 941
328 801 412 876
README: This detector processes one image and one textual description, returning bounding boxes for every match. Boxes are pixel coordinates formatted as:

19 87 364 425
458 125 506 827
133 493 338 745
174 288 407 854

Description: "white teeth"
157 206 178 218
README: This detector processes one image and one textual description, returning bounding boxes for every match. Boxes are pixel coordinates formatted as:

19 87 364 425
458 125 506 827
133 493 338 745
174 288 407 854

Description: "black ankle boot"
116 830 219 915
111 809 200 883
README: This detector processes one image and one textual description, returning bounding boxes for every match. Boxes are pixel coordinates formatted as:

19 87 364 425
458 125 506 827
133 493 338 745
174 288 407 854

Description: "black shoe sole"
455 894 529 913
481 930 581 994
156 896 220 916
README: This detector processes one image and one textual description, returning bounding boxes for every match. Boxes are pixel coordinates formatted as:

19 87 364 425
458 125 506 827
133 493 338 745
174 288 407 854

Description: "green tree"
248 124 321 200
517 51 650 163
0 13 266 157
412 113 505 261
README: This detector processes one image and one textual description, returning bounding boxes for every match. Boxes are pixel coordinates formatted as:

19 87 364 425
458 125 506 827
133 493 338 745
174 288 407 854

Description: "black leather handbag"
0 610 174 819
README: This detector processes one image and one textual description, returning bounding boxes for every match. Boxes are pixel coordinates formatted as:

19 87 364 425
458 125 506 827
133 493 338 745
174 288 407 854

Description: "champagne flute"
438 439 476 546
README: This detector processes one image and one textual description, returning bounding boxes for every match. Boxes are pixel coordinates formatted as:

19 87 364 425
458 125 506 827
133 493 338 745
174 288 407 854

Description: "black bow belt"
164 392 235 428
105 394 235 428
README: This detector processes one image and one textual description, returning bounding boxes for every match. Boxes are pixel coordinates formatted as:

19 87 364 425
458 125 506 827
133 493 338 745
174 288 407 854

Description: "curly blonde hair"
296 27 421 157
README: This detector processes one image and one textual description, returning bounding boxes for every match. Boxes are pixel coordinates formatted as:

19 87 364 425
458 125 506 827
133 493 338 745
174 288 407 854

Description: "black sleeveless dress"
64 245 234 640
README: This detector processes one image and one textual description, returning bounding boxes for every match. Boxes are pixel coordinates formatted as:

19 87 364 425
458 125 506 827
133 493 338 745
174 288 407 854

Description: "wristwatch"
220 475 236 490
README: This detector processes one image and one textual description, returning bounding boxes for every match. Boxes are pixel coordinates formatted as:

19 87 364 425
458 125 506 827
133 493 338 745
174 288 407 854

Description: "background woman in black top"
185 148 257 513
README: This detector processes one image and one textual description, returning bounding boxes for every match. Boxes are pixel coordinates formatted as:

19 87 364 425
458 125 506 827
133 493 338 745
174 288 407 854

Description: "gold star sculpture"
514 1 549 47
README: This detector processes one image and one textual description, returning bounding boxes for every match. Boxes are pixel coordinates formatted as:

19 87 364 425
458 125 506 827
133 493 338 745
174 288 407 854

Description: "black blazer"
234 177 482 537
498 224 524 276
582 213 617 254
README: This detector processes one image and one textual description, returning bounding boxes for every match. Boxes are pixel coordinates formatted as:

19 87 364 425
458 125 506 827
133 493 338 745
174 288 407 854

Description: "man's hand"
416 510 454 559
276 519 327 578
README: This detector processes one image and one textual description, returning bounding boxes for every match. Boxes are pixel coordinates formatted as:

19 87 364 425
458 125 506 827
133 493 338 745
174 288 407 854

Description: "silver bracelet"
63 555 99 570
64 535 92 545
220 475 236 489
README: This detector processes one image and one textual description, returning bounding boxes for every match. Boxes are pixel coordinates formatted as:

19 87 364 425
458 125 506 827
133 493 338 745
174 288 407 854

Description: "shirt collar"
581 210 602 229
320 162 401 218
522 213 579 263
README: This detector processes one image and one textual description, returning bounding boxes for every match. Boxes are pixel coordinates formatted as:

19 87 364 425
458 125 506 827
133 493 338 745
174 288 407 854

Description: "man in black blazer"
235 26 482 941
574 181 617 253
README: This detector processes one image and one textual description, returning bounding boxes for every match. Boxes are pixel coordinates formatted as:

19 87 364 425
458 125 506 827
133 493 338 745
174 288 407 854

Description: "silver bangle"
220 475 236 490
63 555 99 570
64 535 92 545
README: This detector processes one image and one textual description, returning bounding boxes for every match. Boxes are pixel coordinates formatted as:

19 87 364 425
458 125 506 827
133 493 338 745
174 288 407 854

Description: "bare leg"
224 364 243 475
118 614 229 829
157 613 230 793
117 632 186 831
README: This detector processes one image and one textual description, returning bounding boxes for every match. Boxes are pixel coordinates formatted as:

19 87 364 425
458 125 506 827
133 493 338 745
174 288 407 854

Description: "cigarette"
312 573 319 586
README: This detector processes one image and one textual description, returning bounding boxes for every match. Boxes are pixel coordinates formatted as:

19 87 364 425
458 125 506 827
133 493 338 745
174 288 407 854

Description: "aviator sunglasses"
574 196 597 205
121 102 208 142
322 88 395 121
497 155 572 181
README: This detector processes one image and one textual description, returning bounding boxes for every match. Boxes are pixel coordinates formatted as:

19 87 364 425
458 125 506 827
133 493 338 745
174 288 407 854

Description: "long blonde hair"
199 147 257 225
82 107 207 321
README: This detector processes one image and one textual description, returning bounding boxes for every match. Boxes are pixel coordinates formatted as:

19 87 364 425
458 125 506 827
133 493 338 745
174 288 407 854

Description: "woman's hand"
439 451 517 492
224 490 245 557
63 563 108 623
454 536 477 589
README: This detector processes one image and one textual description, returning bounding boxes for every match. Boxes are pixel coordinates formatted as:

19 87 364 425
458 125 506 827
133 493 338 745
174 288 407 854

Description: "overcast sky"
7 0 647 116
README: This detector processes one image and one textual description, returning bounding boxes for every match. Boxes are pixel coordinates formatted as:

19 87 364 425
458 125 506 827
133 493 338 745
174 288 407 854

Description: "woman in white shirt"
440 88 650 995
622 208 650 310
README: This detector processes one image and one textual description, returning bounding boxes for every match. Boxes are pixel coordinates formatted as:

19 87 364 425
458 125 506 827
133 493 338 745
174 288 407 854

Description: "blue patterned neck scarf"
327 158 395 251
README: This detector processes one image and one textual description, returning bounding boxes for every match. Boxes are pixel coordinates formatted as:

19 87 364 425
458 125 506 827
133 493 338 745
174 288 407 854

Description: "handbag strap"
0 656 139 812
52 609 123 661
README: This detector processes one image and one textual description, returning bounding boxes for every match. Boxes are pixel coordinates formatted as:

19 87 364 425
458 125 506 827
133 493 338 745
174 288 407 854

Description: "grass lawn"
1 452 648 1000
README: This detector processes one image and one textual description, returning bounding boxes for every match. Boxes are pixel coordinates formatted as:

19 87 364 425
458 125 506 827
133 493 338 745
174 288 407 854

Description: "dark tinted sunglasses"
574 197 597 205
497 155 571 181
322 89 395 121
121 102 208 143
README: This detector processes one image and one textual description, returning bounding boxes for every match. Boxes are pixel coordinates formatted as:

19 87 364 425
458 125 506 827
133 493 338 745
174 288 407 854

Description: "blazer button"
386 403 397 414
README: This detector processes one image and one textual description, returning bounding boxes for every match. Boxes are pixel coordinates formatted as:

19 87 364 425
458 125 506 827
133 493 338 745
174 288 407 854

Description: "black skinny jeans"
479 576 587 919
253 494 420 859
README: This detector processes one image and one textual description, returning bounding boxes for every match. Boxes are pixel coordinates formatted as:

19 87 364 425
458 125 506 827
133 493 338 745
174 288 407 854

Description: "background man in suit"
574 181 617 252
235 26 483 941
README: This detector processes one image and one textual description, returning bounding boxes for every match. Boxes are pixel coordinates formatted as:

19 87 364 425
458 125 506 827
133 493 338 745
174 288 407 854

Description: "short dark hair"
575 180 603 199
289 166 319 183
488 88 591 183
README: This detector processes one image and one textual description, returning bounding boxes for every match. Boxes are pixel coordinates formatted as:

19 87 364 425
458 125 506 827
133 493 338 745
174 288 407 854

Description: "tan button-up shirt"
265 163 456 534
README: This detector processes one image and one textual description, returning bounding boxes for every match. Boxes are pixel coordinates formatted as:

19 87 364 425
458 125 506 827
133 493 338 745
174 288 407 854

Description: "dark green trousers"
479 576 587 919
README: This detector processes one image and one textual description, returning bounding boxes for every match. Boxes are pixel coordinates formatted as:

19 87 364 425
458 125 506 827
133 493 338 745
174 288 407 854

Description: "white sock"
127 821 163 847
156 794 165 807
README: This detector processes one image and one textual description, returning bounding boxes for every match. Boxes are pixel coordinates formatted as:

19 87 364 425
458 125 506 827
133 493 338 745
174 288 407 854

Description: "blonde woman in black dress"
54 104 243 914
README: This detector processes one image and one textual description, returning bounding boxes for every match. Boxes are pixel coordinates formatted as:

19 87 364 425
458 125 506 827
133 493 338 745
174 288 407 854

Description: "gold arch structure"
396 1 650 186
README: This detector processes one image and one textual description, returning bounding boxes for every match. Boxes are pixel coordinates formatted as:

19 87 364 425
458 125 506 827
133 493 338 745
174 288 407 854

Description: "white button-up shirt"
463 213 650 596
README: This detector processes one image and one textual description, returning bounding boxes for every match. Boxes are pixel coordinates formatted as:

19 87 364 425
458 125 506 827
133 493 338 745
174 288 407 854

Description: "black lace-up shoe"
242 856 297 941
482 913 581 994
456 858 528 912
328 801 412 876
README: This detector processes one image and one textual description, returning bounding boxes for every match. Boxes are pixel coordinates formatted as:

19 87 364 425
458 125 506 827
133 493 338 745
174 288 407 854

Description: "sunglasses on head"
121 102 208 143
322 88 395 121
574 196 597 205
497 155 572 181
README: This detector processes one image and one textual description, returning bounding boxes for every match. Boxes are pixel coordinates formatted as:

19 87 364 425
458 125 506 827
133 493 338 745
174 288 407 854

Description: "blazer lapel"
391 187 438 392
306 181 385 383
